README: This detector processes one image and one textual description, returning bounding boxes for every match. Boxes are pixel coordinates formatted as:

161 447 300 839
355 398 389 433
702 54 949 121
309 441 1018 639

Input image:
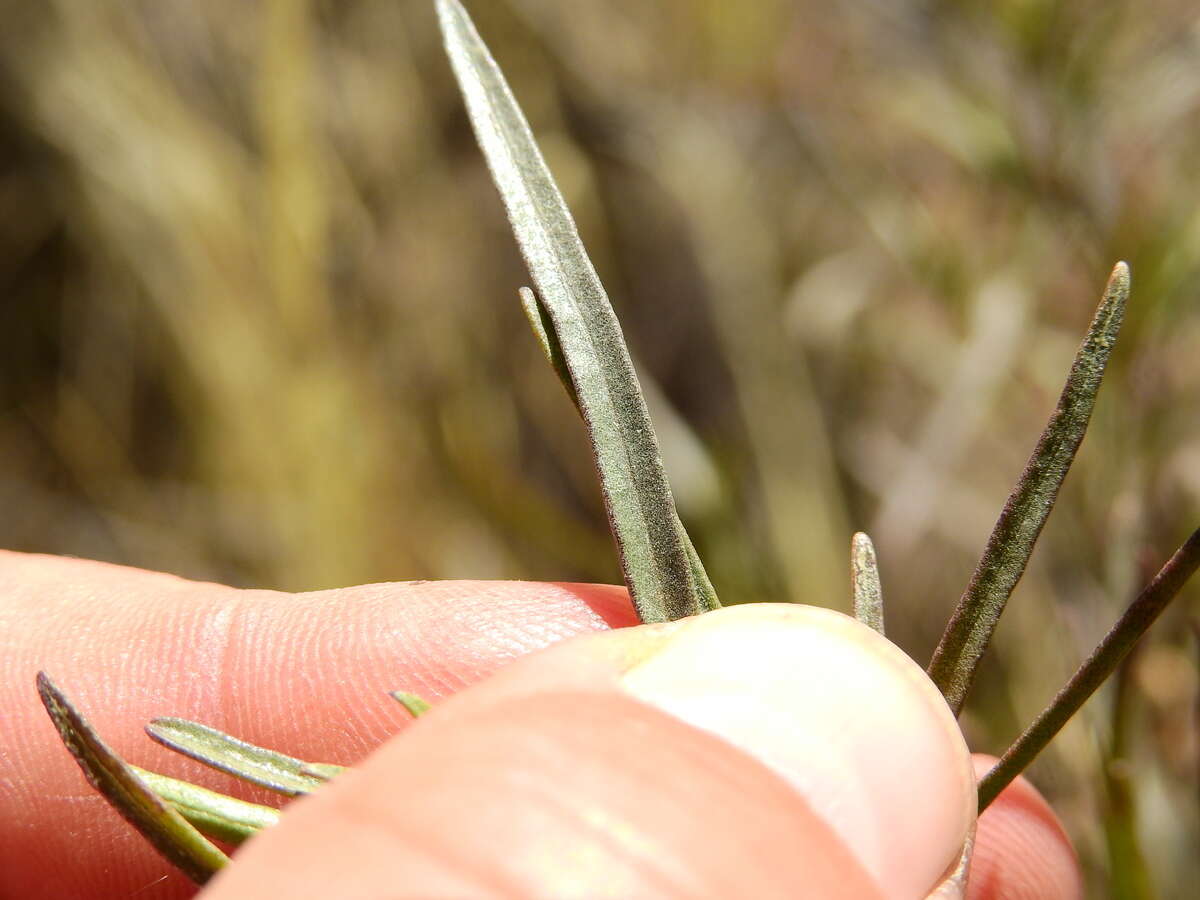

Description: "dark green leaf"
928 262 1130 714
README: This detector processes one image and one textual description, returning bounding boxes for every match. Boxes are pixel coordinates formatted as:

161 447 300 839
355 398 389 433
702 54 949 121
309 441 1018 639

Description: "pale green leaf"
131 766 280 845
146 718 331 796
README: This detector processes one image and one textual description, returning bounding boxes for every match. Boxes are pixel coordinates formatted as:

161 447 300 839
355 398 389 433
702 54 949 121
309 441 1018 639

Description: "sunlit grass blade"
36 673 229 884
390 690 433 717
977 527 1200 810
131 766 280 845
146 718 332 796
438 0 700 623
928 262 1131 714
520 286 720 613
850 532 884 635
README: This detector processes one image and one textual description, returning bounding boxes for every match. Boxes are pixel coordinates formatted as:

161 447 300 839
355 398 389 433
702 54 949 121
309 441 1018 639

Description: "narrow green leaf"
850 532 884 635
928 262 1131 714
438 0 699 623
520 285 720 613
390 690 432 717
131 766 280 845
36 673 229 884
146 718 329 796
977 527 1200 811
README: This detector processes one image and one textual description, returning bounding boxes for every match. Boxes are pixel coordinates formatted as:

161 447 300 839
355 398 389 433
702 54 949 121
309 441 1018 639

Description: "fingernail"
619 604 976 898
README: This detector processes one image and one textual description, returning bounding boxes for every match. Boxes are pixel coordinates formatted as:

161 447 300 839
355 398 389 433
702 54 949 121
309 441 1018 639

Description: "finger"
203 604 977 900
0 551 636 898
967 755 1083 900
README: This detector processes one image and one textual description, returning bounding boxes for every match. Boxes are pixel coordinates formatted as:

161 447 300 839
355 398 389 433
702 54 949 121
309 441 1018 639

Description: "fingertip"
615 605 977 896
0 553 637 897
205 604 976 899
203 691 883 899
968 756 1083 900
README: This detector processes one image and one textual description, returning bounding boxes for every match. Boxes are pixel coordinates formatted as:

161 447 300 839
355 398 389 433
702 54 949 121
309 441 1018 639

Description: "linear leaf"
131 766 280 845
978 527 1200 809
520 286 720 612
146 718 329 796
928 262 1130 714
36 673 229 884
438 0 699 623
850 532 884 635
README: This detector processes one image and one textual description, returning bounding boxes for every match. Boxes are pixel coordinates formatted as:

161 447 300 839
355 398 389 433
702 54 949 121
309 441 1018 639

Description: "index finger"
0 550 636 898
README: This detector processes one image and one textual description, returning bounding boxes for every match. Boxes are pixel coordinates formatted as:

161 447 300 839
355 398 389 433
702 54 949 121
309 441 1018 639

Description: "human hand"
2 551 1079 898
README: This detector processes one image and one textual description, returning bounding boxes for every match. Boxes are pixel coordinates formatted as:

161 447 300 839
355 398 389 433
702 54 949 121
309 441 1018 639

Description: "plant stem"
978 527 1200 810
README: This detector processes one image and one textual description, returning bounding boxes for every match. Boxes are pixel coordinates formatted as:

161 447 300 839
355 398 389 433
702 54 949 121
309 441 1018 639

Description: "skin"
0 551 1081 898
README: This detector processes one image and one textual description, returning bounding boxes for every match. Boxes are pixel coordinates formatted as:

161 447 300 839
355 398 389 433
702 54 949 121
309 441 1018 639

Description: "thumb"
202 604 976 899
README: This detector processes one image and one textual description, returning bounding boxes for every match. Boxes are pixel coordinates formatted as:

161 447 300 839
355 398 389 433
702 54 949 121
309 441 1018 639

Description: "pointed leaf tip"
850 532 885 635
146 717 328 796
390 690 433 717
437 0 701 622
36 673 229 884
928 263 1132 713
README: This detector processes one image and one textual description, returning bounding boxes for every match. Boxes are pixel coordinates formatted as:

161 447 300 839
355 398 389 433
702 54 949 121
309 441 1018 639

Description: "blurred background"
1 0 1196 893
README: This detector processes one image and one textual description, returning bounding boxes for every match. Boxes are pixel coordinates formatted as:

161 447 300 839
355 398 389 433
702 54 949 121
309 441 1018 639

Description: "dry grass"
1 1 1197 892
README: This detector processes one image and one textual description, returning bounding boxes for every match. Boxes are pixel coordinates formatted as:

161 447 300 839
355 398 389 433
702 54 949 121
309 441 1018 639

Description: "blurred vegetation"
1 0 1197 893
